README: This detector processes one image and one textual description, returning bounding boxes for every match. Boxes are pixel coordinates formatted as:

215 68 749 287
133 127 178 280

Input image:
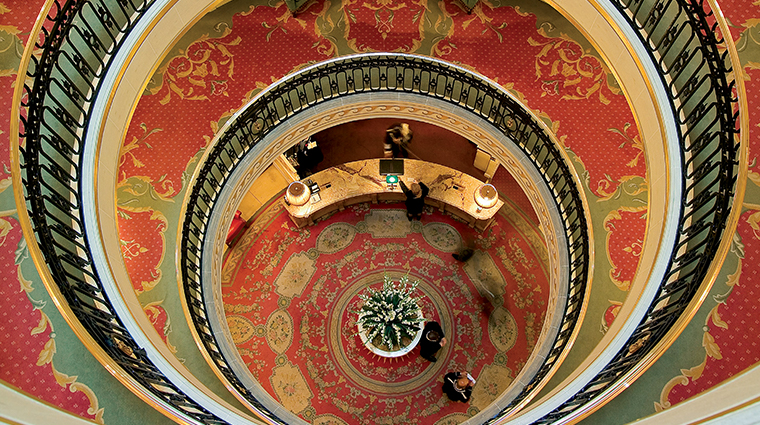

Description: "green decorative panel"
458 0 479 12
284 0 311 13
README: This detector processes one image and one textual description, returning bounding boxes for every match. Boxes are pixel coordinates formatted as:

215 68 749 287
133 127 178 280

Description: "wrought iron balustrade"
13 0 231 423
10 0 744 423
179 54 590 423
530 0 744 422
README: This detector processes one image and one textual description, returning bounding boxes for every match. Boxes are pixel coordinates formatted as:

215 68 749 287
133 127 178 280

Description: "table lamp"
474 183 498 209
286 181 311 206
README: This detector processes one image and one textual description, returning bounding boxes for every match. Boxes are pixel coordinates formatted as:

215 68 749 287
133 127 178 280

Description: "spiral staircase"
4 0 753 424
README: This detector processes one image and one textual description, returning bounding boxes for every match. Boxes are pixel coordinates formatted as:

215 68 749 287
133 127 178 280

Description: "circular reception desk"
282 159 503 231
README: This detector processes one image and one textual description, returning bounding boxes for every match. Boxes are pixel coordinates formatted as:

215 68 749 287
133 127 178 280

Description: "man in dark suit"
399 178 429 221
420 321 446 362
443 371 475 402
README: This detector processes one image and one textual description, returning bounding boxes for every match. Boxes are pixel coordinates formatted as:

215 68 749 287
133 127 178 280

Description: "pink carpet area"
221 199 550 424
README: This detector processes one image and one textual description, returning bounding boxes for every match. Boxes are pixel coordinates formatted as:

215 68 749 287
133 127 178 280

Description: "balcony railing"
529 0 745 422
10 0 744 423
179 53 590 423
11 0 232 423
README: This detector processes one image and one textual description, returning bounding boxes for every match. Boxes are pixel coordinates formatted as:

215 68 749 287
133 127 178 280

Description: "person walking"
384 123 413 158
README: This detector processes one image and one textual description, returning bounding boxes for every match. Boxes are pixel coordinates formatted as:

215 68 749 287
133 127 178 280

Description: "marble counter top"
283 159 503 228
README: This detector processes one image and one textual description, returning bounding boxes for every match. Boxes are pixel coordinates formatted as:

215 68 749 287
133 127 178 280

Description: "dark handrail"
10 0 742 423
179 54 590 423
530 0 743 422
13 0 231 423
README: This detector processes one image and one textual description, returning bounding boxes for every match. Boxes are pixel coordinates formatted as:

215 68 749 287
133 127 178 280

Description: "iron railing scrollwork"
179 54 590 423
11 0 743 422
531 0 742 422
15 0 230 423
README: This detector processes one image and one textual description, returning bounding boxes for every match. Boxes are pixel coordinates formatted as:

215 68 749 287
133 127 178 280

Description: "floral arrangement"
355 274 425 350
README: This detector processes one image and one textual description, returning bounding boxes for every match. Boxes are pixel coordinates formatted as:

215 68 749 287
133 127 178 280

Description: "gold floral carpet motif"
222 201 549 423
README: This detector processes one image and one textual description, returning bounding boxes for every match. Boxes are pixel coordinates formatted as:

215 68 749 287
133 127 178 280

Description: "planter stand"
356 308 424 358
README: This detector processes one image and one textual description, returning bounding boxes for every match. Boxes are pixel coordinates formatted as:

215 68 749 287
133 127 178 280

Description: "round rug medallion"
222 203 550 423
328 271 451 393
226 315 256 344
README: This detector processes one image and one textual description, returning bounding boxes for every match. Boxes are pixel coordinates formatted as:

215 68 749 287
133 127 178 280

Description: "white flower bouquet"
355 274 424 350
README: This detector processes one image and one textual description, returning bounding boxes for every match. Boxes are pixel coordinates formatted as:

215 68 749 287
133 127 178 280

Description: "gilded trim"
688 358 760 424
181 88 589 422
692 396 760 424
557 0 750 421
9 0 256 423
89 0 275 421
174 155 285 422
509 1 680 417
543 0 670 307
9 2 188 422
0 378 100 424
544 0 672 342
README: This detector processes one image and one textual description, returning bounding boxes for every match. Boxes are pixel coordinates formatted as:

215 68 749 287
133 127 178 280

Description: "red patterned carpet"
651 2 760 410
0 0 106 420
19 0 760 422
117 0 647 358
119 1 644 199
221 199 549 423
0 217 102 421
4 0 760 422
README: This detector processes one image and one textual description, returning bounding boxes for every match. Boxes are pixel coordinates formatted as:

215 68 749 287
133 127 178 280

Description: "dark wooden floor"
311 118 538 224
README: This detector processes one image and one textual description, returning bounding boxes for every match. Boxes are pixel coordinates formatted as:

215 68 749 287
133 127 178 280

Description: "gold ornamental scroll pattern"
201 102 570 407
203 100 565 316
269 361 314 414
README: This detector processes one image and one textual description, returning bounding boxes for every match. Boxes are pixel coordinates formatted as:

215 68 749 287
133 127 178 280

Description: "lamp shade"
286 181 311 206
474 184 498 209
